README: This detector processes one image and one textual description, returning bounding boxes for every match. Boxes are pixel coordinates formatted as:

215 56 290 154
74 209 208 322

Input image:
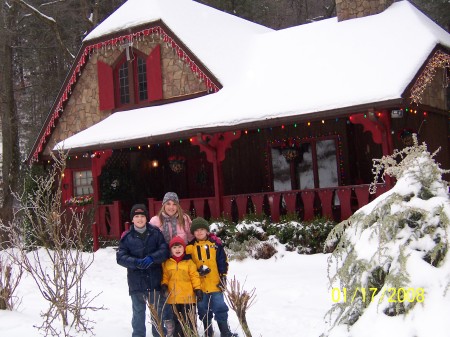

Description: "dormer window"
97 44 162 111
115 51 149 106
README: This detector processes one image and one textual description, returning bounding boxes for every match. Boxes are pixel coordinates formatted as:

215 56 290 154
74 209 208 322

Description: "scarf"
172 254 185 263
161 212 178 243
133 224 147 239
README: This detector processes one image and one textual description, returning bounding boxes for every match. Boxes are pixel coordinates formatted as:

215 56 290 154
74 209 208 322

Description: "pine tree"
322 135 450 335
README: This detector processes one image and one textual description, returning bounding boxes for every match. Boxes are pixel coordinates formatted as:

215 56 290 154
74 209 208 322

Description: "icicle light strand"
32 26 220 162
410 50 450 104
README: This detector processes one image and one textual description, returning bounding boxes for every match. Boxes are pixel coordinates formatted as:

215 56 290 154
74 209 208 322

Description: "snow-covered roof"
84 0 272 87
56 0 450 152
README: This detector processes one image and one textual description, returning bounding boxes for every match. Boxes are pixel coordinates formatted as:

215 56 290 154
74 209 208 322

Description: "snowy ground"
1 242 449 337
0 246 330 337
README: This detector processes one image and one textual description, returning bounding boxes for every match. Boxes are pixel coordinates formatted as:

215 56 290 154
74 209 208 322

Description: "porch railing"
95 184 388 241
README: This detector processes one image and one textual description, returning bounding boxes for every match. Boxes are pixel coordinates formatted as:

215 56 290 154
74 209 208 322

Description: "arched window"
115 50 149 106
97 44 162 111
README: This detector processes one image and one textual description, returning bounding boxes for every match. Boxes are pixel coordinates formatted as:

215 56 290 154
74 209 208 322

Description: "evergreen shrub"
214 215 336 258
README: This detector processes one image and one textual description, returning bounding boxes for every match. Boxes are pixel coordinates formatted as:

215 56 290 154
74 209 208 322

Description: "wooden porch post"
191 132 241 218
91 150 113 234
349 110 394 189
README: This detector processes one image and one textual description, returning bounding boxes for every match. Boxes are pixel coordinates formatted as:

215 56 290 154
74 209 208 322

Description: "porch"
93 183 388 241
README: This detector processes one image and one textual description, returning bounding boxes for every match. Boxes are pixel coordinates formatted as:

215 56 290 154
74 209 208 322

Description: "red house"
28 0 450 241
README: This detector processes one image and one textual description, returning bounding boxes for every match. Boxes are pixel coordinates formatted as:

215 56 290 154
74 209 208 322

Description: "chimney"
336 0 395 22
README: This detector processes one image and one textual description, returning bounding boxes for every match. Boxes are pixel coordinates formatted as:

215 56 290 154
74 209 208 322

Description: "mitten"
194 289 203 302
135 258 144 269
141 256 153 268
218 274 227 291
136 256 153 269
198 265 211 276
161 284 169 297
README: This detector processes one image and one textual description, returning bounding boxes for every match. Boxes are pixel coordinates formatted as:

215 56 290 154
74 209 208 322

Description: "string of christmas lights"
410 50 450 104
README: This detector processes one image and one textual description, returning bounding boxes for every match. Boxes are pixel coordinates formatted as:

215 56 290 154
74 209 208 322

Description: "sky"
55 0 450 152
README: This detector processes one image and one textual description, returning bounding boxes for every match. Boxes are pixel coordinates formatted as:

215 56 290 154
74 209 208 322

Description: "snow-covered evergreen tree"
322 136 450 336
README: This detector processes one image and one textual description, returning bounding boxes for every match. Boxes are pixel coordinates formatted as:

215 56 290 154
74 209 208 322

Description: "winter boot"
217 321 238 337
164 319 175 337
202 318 214 337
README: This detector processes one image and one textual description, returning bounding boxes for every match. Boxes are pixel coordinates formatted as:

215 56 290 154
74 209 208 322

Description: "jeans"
197 291 229 323
131 290 164 337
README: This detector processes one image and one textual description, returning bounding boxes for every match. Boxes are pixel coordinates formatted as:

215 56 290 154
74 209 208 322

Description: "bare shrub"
0 151 104 336
173 303 199 337
0 254 23 310
224 276 256 337
146 291 167 337
253 241 277 260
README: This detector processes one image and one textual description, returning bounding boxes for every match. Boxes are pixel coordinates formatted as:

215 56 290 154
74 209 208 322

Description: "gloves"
194 289 203 302
218 274 227 292
136 256 153 269
198 265 211 276
161 284 169 297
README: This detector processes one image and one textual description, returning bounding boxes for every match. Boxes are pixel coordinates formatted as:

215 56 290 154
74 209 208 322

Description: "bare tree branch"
11 0 74 59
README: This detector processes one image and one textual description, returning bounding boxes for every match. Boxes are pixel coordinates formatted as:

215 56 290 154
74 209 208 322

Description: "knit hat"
190 217 210 234
169 236 186 249
130 204 149 222
162 192 179 205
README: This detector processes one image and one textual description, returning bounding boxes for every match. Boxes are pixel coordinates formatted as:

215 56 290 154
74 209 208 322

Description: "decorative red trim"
349 111 393 156
147 44 163 101
31 25 220 163
97 60 115 110
61 169 73 203
191 131 241 163
349 113 383 144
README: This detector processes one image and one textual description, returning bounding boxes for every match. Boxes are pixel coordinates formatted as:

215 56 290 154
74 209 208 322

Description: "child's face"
194 228 208 241
164 200 178 216
133 213 147 228
171 243 184 257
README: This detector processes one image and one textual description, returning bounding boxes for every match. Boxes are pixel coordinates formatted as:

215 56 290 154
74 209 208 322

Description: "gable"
407 49 450 109
30 21 221 161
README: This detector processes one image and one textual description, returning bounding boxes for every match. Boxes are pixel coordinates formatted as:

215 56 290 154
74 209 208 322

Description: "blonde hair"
158 202 185 226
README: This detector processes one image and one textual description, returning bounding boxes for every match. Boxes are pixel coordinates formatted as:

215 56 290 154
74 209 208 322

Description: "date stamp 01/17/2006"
331 287 425 304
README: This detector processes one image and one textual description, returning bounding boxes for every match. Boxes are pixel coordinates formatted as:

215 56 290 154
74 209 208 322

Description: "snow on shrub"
322 136 450 336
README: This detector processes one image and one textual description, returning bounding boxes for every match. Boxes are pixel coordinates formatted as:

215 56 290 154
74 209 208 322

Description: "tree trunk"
0 4 20 247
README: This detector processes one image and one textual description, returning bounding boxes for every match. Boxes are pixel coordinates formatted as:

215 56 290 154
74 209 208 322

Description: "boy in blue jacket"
117 204 170 337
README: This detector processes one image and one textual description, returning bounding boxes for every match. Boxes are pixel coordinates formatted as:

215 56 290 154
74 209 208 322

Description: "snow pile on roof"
84 0 272 86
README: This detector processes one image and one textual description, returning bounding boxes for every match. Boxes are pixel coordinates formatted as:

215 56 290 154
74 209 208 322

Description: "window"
115 51 149 106
97 44 162 111
271 137 339 191
73 170 93 196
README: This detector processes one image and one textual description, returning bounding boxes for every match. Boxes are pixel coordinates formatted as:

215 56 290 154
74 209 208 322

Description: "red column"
191 132 241 218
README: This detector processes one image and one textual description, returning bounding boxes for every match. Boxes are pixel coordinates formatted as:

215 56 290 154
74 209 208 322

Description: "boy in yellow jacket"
186 217 238 337
161 236 202 337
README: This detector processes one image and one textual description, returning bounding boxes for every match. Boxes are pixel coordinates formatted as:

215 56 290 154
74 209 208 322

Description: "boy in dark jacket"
117 204 170 337
186 217 238 337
